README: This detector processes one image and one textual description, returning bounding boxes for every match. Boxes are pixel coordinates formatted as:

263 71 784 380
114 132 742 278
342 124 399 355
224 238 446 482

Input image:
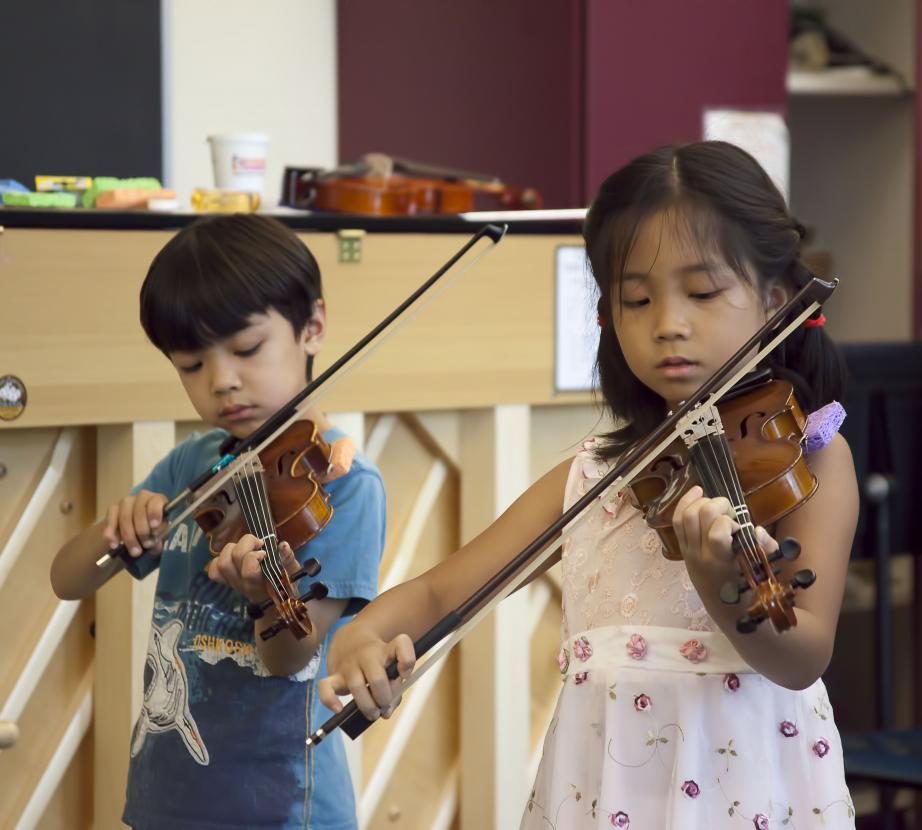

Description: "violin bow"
306 276 837 746
96 224 507 569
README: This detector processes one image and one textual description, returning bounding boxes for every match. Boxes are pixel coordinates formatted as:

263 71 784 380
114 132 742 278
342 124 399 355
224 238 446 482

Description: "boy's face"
169 306 325 438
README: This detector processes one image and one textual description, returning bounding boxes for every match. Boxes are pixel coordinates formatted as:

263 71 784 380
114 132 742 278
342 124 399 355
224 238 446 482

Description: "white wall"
161 0 338 207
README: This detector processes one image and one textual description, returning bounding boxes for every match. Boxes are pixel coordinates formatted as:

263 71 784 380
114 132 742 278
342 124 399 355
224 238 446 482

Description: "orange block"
95 188 176 209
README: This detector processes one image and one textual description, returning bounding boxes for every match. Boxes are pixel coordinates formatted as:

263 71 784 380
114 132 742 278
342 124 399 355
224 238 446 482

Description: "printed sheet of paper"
703 109 790 202
554 245 600 393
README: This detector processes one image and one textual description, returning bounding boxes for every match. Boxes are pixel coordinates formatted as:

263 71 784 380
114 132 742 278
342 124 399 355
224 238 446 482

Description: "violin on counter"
281 152 542 216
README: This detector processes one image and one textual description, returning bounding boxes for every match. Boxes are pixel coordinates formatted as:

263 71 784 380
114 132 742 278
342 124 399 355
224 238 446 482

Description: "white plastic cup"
207 133 269 194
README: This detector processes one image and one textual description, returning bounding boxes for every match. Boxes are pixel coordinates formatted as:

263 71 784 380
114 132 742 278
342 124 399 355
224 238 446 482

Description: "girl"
318 142 859 828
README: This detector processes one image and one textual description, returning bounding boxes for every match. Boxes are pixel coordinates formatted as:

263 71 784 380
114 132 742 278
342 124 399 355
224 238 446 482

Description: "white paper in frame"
554 244 600 393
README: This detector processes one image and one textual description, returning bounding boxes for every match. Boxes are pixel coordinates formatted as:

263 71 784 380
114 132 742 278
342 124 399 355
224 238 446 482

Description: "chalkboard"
0 0 162 188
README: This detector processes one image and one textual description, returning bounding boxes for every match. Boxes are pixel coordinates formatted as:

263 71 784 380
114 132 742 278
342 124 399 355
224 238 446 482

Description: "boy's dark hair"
584 140 846 457
140 214 323 380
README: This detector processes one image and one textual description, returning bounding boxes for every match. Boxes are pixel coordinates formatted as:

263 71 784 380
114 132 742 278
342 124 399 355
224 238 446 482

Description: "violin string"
698 432 763 575
689 418 763 575
246 458 288 595
251 462 289 587
711 425 770 578
234 456 286 596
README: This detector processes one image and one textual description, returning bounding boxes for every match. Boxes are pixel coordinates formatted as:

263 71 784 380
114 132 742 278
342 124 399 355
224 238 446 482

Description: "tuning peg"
720 580 741 604
260 620 288 641
291 558 321 582
736 613 761 634
791 569 816 589
247 596 275 620
299 581 329 604
778 538 801 561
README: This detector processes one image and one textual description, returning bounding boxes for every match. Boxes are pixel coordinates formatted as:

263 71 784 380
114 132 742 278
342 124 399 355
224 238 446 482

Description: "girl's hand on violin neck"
206 535 295 603
103 490 168 558
319 627 416 721
673 485 778 586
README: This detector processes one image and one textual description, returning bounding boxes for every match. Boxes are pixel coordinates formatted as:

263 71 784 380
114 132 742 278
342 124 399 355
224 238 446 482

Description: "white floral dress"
522 437 855 830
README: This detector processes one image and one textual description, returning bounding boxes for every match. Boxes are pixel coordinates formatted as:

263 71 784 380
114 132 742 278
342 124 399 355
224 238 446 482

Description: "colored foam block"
95 187 176 209
2 191 78 208
83 176 162 208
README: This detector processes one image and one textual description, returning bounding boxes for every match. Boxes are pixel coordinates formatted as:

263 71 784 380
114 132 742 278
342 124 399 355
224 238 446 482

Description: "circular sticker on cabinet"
0 375 27 421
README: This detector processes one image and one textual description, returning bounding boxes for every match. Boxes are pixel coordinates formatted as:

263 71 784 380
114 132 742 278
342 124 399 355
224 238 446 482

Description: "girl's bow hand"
318 625 416 721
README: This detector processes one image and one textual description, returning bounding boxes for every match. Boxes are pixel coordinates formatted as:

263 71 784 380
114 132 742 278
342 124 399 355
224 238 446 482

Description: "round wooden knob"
0 720 20 749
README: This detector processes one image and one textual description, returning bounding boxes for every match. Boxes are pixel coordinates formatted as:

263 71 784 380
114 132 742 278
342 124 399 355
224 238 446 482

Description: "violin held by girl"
318 141 859 829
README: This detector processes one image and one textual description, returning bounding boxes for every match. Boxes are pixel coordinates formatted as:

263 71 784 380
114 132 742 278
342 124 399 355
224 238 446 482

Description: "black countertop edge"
0 207 585 235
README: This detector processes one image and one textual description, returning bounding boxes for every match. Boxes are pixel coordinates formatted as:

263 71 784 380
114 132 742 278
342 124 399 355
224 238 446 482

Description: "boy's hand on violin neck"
319 626 416 721
206 534 297 604
103 489 168 559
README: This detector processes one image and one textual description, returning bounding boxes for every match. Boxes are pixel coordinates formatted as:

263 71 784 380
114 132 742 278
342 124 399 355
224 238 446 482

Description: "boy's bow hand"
103 489 168 558
318 628 416 721
206 535 300 604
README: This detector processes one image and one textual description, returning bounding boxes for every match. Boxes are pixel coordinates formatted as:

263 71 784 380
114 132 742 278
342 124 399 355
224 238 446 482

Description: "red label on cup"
232 155 266 173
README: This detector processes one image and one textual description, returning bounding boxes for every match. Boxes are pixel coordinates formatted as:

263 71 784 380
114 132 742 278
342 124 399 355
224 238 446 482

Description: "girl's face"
612 209 784 410
169 306 325 438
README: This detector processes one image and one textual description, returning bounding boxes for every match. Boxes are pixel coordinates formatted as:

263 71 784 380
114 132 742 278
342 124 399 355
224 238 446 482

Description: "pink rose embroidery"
753 814 769 830
679 638 708 663
626 633 647 660
723 673 741 692
573 636 593 662
633 693 652 712
574 671 589 685
557 648 569 674
780 720 799 738
813 737 830 758
680 779 700 799
610 811 630 828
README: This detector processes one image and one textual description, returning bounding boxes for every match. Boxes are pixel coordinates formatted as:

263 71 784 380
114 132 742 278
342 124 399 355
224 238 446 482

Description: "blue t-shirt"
121 427 385 830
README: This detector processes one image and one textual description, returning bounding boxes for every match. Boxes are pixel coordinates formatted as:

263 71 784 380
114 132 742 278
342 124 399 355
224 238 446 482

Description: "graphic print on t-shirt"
130 619 209 765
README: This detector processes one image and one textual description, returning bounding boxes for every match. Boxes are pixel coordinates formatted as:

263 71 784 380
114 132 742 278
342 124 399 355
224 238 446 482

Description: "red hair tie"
597 313 606 327
804 313 826 329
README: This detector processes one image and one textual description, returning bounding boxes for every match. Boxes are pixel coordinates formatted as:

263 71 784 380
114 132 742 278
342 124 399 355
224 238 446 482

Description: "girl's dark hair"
140 214 322 379
584 140 845 456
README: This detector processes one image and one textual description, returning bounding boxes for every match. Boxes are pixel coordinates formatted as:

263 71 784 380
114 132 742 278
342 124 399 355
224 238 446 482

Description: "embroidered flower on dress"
681 780 700 798
626 633 647 660
574 671 589 685
679 638 708 663
813 737 830 758
557 648 569 674
620 592 638 618
602 497 620 518
641 529 661 554
780 720 799 738
723 673 741 692
633 693 652 712
573 636 593 662
610 811 630 828
753 814 770 830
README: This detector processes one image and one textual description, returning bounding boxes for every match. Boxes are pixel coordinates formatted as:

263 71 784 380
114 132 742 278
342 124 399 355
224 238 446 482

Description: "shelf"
787 67 912 96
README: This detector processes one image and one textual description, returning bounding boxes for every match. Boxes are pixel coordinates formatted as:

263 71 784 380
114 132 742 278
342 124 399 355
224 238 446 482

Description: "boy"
52 215 385 829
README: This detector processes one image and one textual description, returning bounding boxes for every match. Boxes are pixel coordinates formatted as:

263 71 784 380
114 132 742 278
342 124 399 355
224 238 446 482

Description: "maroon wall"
584 1 788 197
338 1 788 207
337 0 585 208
